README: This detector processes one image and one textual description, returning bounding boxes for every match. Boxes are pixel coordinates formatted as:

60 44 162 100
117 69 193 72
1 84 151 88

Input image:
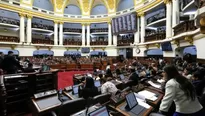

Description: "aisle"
57 71 91 90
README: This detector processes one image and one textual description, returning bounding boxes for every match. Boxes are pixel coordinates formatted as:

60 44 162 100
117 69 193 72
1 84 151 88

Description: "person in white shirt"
100 77 118 95
159 65 204 116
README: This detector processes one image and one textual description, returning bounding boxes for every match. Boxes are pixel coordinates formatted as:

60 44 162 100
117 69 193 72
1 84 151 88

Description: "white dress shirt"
160 78 203 113
101 81 118 95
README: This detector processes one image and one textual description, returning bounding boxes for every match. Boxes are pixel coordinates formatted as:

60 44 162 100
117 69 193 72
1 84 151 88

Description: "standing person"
159 65 204 116
2 51 21 74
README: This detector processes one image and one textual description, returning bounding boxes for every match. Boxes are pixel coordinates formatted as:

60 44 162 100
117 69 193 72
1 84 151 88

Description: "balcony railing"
173 20 197 36
63 40 81 45
0 36 19 42
147 10 166 24
182 0 193 8
32 23 54 31
90 41 108 45
0 16 19 26
117 39 134 46
90 28 108 33
145 33 166 42
32 38 54 45
63 28 82 33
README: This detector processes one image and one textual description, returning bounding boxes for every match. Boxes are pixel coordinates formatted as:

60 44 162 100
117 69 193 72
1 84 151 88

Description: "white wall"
32 18 54 26
64 5 81 15
16 46 36 56
106 48 118 56
33 0 53 11
90 23 108 28
64 23 82 29
91 5 107 15
117 0 134 11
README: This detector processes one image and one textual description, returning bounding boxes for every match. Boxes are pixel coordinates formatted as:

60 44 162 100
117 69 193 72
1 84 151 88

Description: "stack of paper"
138 90 158 101
148 81 161 89
134 93 151 109
157 79 165 83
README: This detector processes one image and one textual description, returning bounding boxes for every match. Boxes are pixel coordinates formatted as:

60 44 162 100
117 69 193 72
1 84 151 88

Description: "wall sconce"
173 40 180 47
155 43 160 48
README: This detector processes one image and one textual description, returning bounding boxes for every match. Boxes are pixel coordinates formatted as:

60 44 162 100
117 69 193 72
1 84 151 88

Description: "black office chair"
93 93 111 105
57 98 86 116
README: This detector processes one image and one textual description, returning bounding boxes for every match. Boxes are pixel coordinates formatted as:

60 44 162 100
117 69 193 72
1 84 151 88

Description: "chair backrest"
93 93 111 105
58 98 86 116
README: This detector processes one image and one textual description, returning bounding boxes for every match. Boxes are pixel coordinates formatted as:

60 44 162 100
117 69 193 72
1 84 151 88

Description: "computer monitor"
120 74 125 80
72 85 79 94
42 64 50 72
94 80 101 87
88 106 109 116
126 92 138 109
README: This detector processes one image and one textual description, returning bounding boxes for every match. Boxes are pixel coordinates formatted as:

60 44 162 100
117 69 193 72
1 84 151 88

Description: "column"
26 15 32 43
54 21 58 45
134 16 140 44
165 0 172 38
113 35 117 46
59 22 63 45
19 13 25 43
82 24 86 46
172 0 179 27
139 13 145 43
108 22 112 45
86 23 90 46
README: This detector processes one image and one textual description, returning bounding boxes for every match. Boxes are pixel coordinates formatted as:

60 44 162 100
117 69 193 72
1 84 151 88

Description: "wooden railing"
145 33 166 42
32 23 54 31
0 16 20 26
63 40 81 45
117 39 134 46
63 28 82 33
147 10 166 24
90 28 108 33
0 36 19 43
173 20 197 36
90 41 108 45
32 38 54 45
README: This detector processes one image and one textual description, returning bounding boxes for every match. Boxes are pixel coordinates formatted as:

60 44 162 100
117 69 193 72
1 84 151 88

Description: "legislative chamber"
0 0 205 116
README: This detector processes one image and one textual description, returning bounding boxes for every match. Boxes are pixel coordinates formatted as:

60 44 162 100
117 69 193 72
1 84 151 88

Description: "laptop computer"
88 106 110 116
72 85 79 95
94 80 101 87
120 74 125 80
125 92 144 115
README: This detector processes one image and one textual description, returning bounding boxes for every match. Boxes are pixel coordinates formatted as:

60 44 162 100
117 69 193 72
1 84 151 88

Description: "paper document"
138 90 157 101
138 100 151 109
148 81 161 89
157 79 165 83
134 93 146 102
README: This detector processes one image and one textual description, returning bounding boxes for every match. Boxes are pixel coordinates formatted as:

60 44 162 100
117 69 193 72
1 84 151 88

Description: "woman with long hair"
79 77 99 99
159 65 204 116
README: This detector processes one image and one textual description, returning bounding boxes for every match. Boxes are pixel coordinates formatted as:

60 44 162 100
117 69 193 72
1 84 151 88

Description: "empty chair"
57 98 86 116
93 93 111 105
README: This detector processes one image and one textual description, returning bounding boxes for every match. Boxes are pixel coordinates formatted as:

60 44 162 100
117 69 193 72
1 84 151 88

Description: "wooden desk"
116 101 153 116
144 88 164 107
147 86 164 94
63 91 79 100
31 96 61 116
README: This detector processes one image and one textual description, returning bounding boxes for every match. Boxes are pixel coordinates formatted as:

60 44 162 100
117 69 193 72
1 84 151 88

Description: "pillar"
26 15 32 44
82 24 86 46
172 0 180 27
134 16 140 44
59 22 63 45
19 13 25 43
139 13 145 43
54 21 58 45
165 0 172 38
108 22 112 45
86 23 90 46
113 35 117 46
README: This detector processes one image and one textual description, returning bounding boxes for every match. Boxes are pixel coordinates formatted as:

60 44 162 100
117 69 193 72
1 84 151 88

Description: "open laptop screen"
94 80 101 87
120 74 125 80
88 106 109 116
72 85 79 94
126 93 138 109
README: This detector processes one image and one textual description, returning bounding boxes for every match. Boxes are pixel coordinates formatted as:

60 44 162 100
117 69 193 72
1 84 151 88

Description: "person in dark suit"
24 63 35 73
2 51 22 74
79 77 99 99
192 70 205 97
129 67 139 85
0 52 4 69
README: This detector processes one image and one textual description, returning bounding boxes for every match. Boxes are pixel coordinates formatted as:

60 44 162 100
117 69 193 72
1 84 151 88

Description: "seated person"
24 63 35 73
192 71 205 97
100 77 118 95
95 73 103 80
106 69 113 77
129 67 139 85
79 77 99 99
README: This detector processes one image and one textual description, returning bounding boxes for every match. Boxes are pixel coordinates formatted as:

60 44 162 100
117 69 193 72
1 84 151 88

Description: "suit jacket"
129 72 139 84
79 87 99 99
160 78 203 114
2 56 21 72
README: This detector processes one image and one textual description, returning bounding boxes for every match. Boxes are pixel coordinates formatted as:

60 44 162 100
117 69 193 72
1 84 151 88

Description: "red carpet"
58 71 91 90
